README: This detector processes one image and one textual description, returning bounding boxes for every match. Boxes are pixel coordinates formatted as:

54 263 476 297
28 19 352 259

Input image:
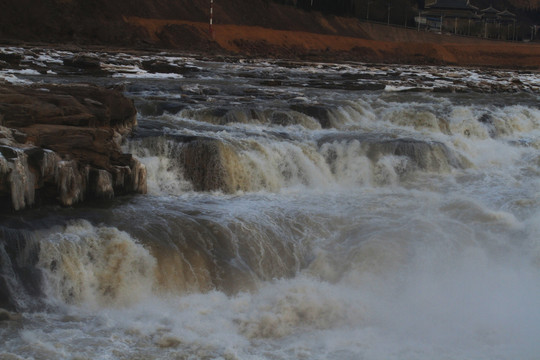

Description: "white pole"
209 0 215 39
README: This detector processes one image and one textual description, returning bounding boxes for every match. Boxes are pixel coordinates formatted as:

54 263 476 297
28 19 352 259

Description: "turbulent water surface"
1 48 540 359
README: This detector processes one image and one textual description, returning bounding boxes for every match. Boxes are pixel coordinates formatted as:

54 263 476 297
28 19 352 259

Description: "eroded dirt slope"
1 0 540 68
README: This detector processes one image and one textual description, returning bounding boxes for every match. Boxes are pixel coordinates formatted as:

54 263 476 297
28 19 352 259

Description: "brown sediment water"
0 49 539 359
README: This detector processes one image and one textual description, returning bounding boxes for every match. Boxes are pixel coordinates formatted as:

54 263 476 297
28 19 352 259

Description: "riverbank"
1 0 540 70
124 17 540 69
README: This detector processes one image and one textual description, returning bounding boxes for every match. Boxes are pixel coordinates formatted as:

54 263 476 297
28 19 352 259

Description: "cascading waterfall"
128 125 469 195
1 49 539 360
37 221 157 308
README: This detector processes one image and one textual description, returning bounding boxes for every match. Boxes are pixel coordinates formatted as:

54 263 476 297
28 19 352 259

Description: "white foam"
0 72 33 84
112 71 183 79
4 68 41 75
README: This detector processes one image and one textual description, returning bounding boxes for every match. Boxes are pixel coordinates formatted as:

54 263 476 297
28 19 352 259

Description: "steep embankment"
0 0 363 44
1 0 540 68
125 16 540 68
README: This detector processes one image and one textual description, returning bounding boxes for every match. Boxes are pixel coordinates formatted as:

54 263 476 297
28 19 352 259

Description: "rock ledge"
0 83 147 210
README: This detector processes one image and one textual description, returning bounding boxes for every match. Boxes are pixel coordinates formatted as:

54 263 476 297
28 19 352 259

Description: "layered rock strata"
0 83 147 210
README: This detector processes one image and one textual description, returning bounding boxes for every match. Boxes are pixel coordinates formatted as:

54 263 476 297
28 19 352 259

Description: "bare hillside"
1 0 540 69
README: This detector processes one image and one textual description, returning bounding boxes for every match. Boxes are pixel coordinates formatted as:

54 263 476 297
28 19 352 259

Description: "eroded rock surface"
0 83 146 210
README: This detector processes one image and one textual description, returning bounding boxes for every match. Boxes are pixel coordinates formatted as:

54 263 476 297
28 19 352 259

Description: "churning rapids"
1 48 540 360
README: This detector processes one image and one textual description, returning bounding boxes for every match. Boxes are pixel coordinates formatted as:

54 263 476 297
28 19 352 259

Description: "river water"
1 49 540 359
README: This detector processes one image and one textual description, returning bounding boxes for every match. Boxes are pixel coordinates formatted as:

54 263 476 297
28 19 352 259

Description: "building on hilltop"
415 0 517 39
416 0 480 34
497 9 517 24
479 6 517 39
496 9 517 40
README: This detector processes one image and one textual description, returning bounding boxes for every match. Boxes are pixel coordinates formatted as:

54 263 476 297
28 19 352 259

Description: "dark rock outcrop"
0 52 22 67
0 83 147 210
179 138 232 192
0 227 42 311
290 104 332 128
62 53 101 70
141 60 201 75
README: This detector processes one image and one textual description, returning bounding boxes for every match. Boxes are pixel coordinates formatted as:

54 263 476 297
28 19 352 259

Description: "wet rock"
340 72 376 80
23 125 118 169
433 86 455 93
0 226 43 311
88 168 114 199
478 113 497 138
142 60 182 74
478 113 493 125
179 138 229 192
370 138 464 171
0 52 22 66
269 111 293 126
142 60 200 76
0 279 12 311
63 53 101 70
201 87 219 96
160 102 186 115
180 108 232 125
0 145 18 159
169 135 252 193
136 100 187 116
260 80 283 86
208 108 229 117
290 104 332 128
308 80 386 91
113 157 147 195
0 83 137 131
0 83 146 210
511 78 522 85
11 128 27 143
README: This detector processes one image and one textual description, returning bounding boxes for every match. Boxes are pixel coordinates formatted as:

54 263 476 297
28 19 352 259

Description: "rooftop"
427 0 479 11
